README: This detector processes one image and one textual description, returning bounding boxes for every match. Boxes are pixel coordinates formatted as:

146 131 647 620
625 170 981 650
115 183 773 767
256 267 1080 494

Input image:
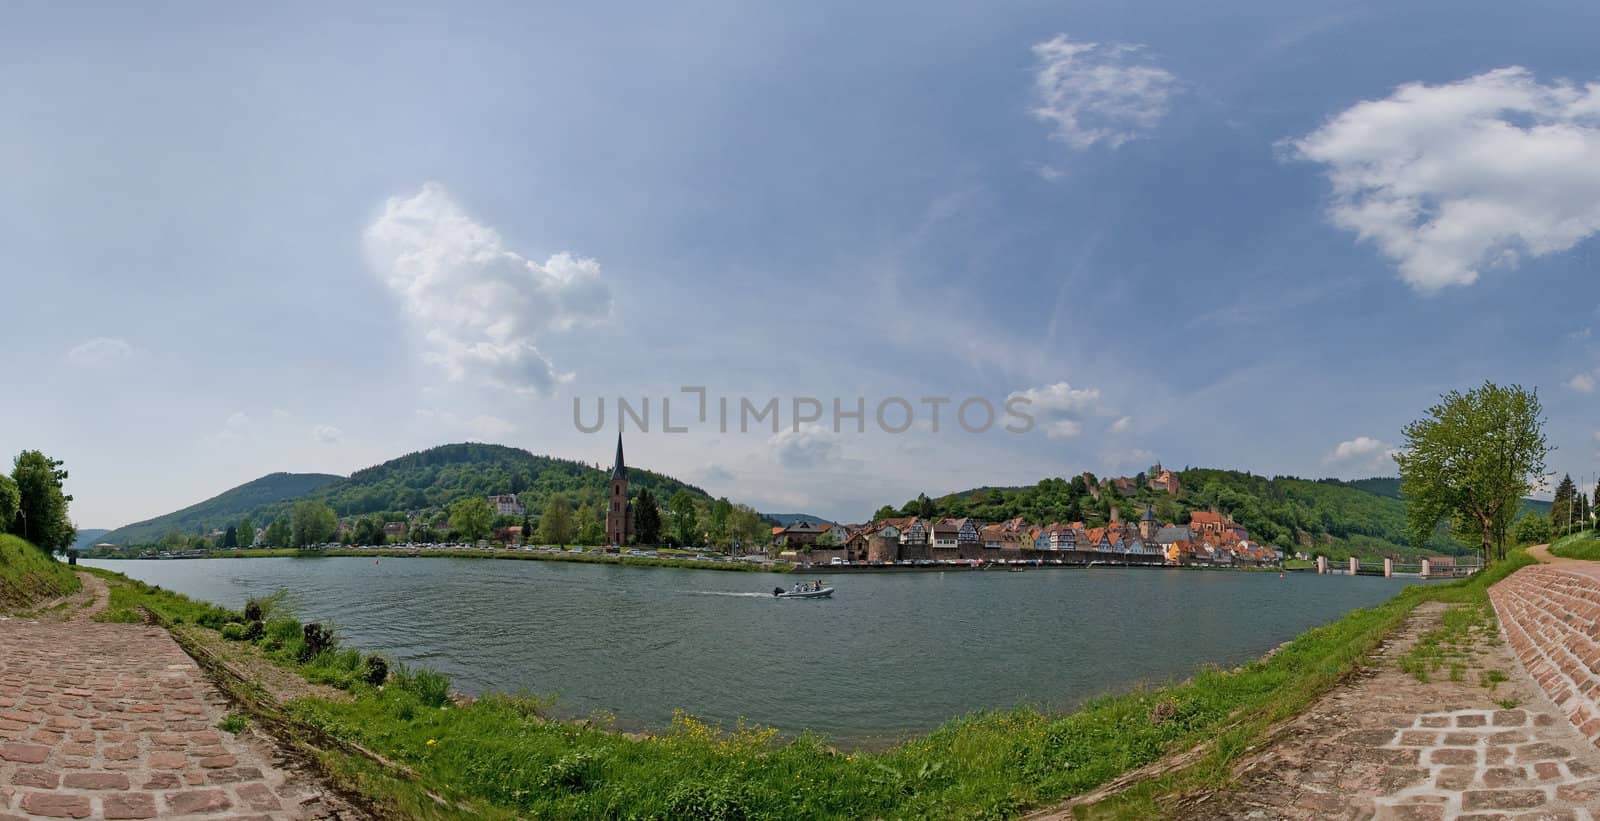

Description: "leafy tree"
263 518 292 548
222 526 238 548
0 475 19 537
708 497 734 547
910 493 936 518
11 450 74 551
1396 382 1549 564
449 496 495 542
872 505 898 521
290 500 338 547
1513 511 1553 545
633 488 662 545
538 494 574 545
408 522 439 544
237 516 255 547
668 490 700 546
352 515 387 546
574 502 603 545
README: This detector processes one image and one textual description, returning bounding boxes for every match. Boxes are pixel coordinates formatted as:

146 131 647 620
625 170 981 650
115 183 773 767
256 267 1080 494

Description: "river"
86 557 1418 747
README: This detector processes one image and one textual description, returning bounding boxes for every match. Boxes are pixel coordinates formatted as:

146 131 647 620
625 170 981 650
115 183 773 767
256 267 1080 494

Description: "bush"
364 655 389 686
262 617 302 652
220 622 247 641
243 620 264 641
300 623 335 662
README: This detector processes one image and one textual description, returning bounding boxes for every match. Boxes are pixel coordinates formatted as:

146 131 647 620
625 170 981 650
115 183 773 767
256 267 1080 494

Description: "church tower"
605 432 630 546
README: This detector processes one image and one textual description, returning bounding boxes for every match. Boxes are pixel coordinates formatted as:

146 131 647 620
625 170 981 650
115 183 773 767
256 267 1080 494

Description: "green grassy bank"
83 547 1535 819
0 534 81 612
106 547 793 574
1550 530 1600 560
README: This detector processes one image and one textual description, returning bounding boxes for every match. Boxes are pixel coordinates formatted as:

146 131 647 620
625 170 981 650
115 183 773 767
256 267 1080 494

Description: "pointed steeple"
610 432 627 480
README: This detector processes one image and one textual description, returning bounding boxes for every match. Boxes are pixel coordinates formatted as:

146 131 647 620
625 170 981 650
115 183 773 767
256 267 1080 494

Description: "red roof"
1190 511 1224 526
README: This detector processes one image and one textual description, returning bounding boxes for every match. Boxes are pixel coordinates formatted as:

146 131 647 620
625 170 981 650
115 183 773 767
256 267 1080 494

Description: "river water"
86 557 1418 747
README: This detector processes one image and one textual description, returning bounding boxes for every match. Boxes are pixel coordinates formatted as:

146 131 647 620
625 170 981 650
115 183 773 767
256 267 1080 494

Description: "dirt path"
0 573 366 819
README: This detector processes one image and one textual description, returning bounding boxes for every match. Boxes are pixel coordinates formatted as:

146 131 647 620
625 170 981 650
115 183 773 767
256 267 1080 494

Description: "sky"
4 0 1600 529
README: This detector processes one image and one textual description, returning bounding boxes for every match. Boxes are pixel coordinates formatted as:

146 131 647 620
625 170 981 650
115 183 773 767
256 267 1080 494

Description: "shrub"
300 623 335 663
217 713 249 734
220 622 247 641
243 620 264 641
243 599 263 622
364 655 389 686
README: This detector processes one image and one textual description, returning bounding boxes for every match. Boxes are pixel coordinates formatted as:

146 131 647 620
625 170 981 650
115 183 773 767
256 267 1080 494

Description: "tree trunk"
1480 519 1493 566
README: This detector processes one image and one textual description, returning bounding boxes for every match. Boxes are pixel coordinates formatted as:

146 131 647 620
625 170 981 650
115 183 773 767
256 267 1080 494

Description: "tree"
409 522 438 544
449 497 496 542
290 500 338 547
1513 511 1553 545
352 515 386 546
1552 474 1577 536
538 494 574 545
11 450 74 551
237 516 255 548
222 526 238 549
263 518 292 548
708 497 734 547
728 504 766 552
0 475 19 537
574 502 603 545
872 505 898 521
633 488 662 545
1395 382 1549 564
668 490 700 546
912 493 936 518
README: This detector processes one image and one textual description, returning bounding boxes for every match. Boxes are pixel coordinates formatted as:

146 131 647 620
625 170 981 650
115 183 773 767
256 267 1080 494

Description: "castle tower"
1139 505 1157 541
605 433 630 546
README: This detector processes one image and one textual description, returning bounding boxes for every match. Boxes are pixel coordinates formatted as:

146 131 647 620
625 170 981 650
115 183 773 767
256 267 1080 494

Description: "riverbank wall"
1490 560 1600 751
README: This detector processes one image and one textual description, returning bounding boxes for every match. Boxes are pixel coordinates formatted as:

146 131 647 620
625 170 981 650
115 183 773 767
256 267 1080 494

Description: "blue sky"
4 0 1600 528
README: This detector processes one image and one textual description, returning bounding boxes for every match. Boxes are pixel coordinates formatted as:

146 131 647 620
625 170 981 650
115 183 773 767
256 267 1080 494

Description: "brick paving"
1163 558 1600 820
1492 544 1600 755
0 574 362 819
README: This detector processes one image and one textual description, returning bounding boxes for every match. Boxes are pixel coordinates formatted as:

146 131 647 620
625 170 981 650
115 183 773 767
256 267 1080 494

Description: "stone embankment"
1491 544 1600 755
0 574 362 820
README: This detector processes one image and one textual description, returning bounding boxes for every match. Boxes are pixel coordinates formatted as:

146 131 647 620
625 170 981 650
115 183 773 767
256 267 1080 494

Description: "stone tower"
1139 505 1158 541
605 433 630 546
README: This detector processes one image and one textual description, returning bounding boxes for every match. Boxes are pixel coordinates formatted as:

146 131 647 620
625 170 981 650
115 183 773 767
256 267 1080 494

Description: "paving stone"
62 770 130 789
101 793 158 820
18 792 91 818
164 788 233 814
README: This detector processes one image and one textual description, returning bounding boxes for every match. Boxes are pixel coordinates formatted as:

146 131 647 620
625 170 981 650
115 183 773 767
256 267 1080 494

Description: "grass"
218 713 250 734
84 546 1539 820
1550 530 1600 560
0 534 81 612
1398 600 1498 683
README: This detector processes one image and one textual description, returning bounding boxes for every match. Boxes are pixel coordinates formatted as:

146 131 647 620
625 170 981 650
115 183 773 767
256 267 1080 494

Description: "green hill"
101 472 342 545
886 468 1475 561
70 528 111 551
0 535 81 612
1326 476 1551 517
106 443 713 546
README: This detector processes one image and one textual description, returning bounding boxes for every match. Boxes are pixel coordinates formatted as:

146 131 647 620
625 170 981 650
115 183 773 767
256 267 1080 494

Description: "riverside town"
8 3 1600 819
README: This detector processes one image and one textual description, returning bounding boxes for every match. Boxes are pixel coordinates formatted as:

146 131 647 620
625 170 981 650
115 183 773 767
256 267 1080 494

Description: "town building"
488 494 525 517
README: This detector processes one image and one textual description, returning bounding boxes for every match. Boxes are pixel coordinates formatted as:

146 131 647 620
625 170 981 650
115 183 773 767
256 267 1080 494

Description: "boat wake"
687 591 772 598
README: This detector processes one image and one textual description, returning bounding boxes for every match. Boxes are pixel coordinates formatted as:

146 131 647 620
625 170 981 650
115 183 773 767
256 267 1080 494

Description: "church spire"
610 431 627 480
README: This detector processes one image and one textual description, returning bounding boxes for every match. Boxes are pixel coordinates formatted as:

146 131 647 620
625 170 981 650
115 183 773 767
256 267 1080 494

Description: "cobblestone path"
1167 590 1600 820
0 573 363 819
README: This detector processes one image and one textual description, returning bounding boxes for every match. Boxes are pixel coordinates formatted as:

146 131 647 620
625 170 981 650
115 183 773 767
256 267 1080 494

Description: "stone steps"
1491 564 1600 749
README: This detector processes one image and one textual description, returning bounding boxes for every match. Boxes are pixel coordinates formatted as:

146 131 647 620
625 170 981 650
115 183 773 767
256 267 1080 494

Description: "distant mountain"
765 513 835 527
103 443 713 545
70 529 111 551
102 473 342 545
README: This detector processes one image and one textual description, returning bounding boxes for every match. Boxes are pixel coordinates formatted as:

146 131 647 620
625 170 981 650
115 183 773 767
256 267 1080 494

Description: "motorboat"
773 585 834 598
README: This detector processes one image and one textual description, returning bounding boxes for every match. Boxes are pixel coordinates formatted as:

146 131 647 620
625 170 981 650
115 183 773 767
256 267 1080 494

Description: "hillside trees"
668 490 699 546
0 476 18 536
1513 511 1553 545
1396 381 1549 564
237 516 254 547
537 494 574 545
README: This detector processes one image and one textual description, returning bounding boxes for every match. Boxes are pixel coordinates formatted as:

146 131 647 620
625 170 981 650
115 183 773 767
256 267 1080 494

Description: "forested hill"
102 473 341 545
886 468 1472 560
1327 477 1552 517
105 443 712 546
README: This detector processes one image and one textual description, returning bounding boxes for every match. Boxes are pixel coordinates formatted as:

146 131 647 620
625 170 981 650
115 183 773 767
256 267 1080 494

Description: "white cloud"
1101 448 1154 469
414 408 517 439
1030 34 1180 151
207 411 253 445
1324 435 1399 475
1110 415 1134 434
365 182 612 394
66 337 133 366
769 424 843 468
1292 67 1600 292
1569 372 1597 393
312 424 345 444
702 463 734 483
1007 382 1106 439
